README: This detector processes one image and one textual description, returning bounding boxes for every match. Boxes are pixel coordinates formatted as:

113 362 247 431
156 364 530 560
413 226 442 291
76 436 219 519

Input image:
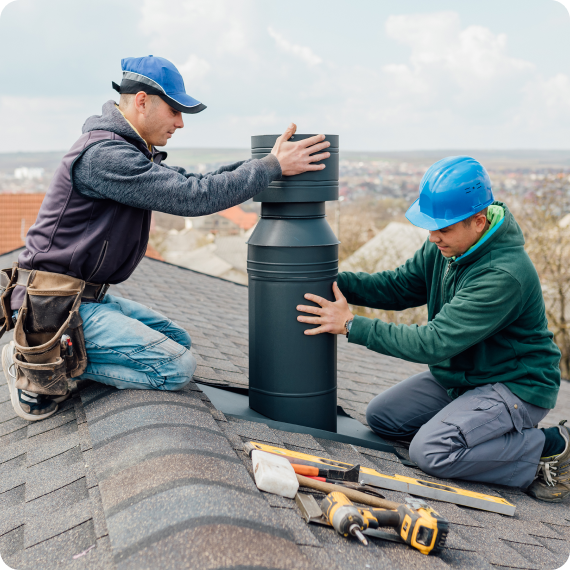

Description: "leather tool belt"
0 263 108 396
15 269 110 302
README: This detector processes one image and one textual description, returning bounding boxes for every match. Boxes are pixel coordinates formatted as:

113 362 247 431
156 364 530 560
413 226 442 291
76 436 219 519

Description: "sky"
0 0 570 152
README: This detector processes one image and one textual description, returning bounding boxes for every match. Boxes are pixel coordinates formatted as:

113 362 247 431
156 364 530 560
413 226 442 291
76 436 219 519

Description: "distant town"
2 147 570 375
2 147 570 202
2 147 570 284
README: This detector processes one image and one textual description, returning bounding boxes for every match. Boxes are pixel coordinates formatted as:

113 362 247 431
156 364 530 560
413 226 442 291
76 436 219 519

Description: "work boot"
2 341 58 421
527 421 570 503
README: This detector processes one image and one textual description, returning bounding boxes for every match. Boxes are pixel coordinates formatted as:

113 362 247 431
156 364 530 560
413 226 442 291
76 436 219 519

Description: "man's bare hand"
271 123 331 176
297 282 354 336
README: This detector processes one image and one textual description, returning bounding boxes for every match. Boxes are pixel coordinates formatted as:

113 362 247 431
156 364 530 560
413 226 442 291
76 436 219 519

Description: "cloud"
177 54 211 84
385 12 533 78
284 10 570 150
382 12 534 110
139 0 254 60
267 27 322 67
2 3 570 152
0 96 95 152
513 72 570 139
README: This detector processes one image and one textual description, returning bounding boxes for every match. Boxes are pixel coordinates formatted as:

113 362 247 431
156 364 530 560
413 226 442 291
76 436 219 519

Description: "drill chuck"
321 492 369 546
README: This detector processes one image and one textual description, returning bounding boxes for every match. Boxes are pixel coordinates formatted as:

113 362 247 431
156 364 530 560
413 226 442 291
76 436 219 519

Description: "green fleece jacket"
337 202 561 409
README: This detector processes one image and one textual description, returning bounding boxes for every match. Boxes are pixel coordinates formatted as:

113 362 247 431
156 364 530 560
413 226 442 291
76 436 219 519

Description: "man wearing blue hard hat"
1 56 330 422
298 156 568 502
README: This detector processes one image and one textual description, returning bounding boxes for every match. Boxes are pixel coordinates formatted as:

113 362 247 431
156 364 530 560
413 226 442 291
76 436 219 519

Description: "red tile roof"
145 243 164 261
0 193 45 256
218 206 258 230
0 194 163 261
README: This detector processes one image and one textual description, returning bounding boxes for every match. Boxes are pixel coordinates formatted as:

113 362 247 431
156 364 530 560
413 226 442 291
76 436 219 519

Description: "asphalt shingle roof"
0 247 569 570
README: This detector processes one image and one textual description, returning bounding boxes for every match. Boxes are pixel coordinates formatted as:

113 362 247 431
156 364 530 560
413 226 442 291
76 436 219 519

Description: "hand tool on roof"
291 463 385 498
251 450 299 498
296 474 400 510
291 463 360 482
245 441 516 516
297 492 449 556
301 475 386 499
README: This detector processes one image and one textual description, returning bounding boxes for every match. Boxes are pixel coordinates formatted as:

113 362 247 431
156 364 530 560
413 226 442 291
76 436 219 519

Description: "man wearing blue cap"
298 156 569 502
2 56 331 422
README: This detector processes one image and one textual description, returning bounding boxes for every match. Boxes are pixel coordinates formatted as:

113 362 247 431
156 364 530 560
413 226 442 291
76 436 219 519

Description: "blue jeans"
76 294 196 391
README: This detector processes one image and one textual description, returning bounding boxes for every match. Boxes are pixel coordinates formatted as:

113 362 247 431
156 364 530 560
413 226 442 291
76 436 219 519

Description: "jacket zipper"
442 259 453 305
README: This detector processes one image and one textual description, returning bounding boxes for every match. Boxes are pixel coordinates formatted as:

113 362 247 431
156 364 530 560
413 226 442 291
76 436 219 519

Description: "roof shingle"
0 248 569 569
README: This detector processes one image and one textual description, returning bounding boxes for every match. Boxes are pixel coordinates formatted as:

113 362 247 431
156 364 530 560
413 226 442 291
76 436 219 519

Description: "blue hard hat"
112 55 206 114
406 156 494 231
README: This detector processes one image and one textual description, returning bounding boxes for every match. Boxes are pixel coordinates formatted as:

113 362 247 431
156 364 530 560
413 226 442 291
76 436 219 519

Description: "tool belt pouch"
13 270 87 396
0 264 18 340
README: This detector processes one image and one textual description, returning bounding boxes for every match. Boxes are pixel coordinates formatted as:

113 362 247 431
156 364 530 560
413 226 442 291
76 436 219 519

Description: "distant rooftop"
341 221 428 274
0 194 163 261
216 206 258 231
0 194 45 256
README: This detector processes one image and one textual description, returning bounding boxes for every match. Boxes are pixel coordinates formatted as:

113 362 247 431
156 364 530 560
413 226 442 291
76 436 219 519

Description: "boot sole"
528 495 566 503
2 343 59 422
527 488 570 503
51 391 71 405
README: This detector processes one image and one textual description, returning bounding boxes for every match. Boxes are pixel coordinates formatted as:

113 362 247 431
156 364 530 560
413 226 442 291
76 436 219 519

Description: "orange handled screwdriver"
291 463 360 482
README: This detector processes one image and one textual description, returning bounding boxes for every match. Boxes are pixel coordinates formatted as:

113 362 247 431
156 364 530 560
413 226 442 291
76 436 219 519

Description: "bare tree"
330 197 409 262
509 182 570 377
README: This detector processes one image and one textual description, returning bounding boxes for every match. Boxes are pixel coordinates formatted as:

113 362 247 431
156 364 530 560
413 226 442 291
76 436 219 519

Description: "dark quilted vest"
11 130 160 310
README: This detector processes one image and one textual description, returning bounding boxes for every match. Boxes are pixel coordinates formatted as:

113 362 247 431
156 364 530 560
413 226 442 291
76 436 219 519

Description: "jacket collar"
453 202 523 266
82 100 168 163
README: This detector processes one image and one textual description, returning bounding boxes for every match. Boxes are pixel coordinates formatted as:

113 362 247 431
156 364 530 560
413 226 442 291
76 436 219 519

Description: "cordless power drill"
321 492 449 555
320 491 370 546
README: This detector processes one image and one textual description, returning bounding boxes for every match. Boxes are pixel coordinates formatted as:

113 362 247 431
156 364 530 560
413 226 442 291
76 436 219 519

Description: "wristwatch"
344 318 354 337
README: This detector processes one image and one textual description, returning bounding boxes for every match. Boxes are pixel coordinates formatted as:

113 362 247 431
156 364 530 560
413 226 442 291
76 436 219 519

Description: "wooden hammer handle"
296 474 399 510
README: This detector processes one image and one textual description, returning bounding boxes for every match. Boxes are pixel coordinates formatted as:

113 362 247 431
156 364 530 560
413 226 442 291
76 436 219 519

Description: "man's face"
428 213 487 258
141 96 184 147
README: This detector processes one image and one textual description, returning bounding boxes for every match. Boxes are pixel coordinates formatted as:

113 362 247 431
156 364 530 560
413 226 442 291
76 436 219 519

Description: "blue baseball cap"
112 55 206 114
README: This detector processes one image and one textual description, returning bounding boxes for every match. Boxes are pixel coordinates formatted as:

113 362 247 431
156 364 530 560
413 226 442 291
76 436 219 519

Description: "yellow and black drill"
321 492 449 555
320 491 370 546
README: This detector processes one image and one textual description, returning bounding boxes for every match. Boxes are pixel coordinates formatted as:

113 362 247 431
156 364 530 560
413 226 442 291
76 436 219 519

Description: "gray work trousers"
366 371 550 488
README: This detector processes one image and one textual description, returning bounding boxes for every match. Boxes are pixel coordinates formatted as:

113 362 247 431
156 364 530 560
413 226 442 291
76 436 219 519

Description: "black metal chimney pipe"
247 134 339 432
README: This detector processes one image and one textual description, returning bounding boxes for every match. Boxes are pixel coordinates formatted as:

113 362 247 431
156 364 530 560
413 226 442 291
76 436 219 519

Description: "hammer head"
327 464 360 483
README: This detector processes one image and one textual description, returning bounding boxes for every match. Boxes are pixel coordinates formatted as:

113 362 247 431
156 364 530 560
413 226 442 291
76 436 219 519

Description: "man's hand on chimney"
271 123 331 176
297 282 354 336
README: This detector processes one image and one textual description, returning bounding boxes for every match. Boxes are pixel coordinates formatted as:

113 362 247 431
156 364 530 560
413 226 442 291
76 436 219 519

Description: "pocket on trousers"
443 397 512 448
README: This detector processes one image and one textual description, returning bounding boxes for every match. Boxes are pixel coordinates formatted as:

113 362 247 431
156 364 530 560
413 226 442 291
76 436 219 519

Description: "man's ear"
475 212 488 232
134 92 148 114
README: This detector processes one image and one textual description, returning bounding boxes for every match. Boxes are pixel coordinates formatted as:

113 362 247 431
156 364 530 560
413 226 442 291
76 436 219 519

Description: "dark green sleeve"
348 268 522 365
337 242 428 310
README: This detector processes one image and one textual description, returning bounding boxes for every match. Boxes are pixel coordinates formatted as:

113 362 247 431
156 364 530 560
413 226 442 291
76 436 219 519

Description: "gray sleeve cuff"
260 154 282 181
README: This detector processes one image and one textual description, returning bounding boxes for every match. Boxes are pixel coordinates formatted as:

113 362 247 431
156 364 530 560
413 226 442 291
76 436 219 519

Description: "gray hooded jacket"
12 100 281 309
